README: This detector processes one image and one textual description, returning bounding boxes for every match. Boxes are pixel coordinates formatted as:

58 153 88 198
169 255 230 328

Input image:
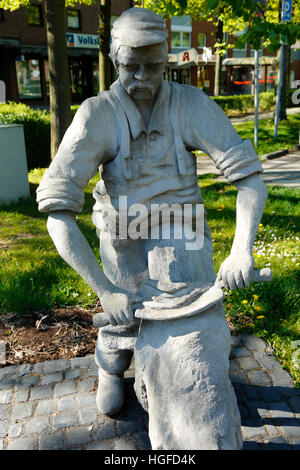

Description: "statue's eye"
145 63 163 72
120 63 138 72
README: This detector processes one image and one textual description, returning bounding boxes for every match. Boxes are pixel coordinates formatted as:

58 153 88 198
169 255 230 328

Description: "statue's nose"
134 65 147 80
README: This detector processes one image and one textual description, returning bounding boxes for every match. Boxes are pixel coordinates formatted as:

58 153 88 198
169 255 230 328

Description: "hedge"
211 91 275 114
0 91 294 170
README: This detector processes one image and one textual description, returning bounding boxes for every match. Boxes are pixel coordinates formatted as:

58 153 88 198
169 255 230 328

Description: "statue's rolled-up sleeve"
182 85 263 183
36 96 116 213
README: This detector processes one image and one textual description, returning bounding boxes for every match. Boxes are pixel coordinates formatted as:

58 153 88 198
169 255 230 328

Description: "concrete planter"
0 124 30 205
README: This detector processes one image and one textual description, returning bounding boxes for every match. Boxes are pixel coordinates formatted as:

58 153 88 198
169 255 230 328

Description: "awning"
0 37 21 48
20 45 48 56
223 57 278 66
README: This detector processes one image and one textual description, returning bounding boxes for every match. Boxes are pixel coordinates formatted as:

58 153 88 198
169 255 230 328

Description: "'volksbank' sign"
66 33 99 49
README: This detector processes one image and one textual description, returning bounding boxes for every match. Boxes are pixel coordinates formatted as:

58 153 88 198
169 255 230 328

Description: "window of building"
198 33 206 48
0 9 4 21
67 9 81 30
15 59 42 99
171 15 192 52
171 31 191 49
27 4 43 26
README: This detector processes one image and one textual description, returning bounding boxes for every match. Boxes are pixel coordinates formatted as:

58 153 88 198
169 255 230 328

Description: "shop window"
68 10 81 30
15 59 42 99
198 33 206 48
171 31 191 49
27 4 43 26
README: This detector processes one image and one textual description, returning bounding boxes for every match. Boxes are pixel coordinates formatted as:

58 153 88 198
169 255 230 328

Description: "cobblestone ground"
0 334 299 451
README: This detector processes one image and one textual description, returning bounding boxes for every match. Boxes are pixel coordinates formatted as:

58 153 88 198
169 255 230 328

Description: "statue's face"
117 42 166 101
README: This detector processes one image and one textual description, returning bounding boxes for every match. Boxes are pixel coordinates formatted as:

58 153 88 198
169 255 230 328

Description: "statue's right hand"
99 291 140 326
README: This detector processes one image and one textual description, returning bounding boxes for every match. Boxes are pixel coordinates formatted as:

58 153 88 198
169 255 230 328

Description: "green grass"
233 114 300 157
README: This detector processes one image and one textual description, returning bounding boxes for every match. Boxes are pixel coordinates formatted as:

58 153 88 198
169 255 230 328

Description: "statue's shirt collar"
110 79 171 140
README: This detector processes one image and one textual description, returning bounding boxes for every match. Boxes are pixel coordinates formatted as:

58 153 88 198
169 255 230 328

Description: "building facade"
0 4 299 105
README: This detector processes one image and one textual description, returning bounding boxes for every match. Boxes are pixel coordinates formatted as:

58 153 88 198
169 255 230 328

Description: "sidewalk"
0 334 299 450
197 150 300 188
229 107 300 125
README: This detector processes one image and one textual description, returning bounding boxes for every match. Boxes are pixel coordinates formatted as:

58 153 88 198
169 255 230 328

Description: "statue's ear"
109 53 119 73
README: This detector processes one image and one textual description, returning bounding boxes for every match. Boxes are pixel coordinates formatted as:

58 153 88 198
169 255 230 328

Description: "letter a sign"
282 0 292 22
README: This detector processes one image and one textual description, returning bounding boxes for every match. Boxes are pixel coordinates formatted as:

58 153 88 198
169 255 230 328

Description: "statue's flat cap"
111 7 168 48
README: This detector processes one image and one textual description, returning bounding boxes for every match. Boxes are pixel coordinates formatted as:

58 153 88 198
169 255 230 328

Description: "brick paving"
0 334 299 450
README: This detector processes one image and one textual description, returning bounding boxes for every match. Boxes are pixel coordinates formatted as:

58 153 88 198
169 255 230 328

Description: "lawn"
233 114 300 157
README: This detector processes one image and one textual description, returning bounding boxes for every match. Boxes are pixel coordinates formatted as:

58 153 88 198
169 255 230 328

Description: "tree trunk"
99 0 111 92
214 19 223 97
129 0 135 7
45 0 71 159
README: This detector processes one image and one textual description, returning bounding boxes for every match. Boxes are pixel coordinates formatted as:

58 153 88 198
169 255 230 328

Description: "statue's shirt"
37 79 262 225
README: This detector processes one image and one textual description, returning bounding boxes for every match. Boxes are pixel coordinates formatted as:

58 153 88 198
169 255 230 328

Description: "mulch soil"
0 305 103 367
0 305 238 368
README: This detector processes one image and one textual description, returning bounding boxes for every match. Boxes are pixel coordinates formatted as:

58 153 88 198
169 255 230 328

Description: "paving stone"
269 369 295 388
39 432 65 450
113 437 138 450
25 416 50 435
88 367 98 377
34 359 70 375
93 421 115 441
229 371 249 385
266 436 291 450
78 406 99 426
41 372 63 385
31 384 53 400
288 396 300 418
77 378 95 393
0 377 16 389
239 405 250 422
76 392 96 408
232 347 252 358
8 423 22 439
244 386 262 401
291 438 300 450
258 386 284 402
54 381 76 397
240 335 266 354
15 375 40 389
52 412 79 431
246 402 269 420
247 370 271 386
236 356 260 371
15 389 29 403
116 418 145 435
269 402 294 420
229 360 240 372
7 437 37 450
67 427 91 447
280 419 300 439
230 336 242 349
264 424 280 437
242 440 262 450
71 356 95 369
132 432 152 450
58 396 76 412
0 389 13 404
12 402 33 420
0 420 8 438
65 369 81 380
36 399 58 416
0 405 10 421
86 440 111 450
241 421 267 440
0 364 32 378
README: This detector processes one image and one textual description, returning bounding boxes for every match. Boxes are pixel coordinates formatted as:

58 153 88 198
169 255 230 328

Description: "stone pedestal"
0 124 30 206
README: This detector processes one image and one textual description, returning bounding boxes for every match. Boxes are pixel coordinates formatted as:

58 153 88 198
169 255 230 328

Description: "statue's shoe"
96 367 124 416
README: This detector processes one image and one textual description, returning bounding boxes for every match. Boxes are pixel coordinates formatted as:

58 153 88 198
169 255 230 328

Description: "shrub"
0 102 50 170
211 91 275 114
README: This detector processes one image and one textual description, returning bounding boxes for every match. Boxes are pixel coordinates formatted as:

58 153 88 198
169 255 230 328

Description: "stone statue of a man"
37 7 268 450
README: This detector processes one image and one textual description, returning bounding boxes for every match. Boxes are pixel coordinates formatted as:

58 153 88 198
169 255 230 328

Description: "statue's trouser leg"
134 303 243 450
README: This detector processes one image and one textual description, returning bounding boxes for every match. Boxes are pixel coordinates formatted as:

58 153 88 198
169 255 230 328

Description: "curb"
264 149 289 160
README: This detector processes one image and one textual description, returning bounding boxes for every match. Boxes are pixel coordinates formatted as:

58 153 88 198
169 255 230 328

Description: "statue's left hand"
216 252 254 290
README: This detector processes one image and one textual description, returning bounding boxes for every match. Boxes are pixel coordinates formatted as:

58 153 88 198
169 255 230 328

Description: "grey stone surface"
54 381 76 397
0 333 299 450
65 369 81 380
247 370 271 386
52 411 79 431
0 390 13 404
15 389 29 403
77 378 96 393
41 372 63 385
39 432 65 450
31 384 53 401
34 359 70 375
